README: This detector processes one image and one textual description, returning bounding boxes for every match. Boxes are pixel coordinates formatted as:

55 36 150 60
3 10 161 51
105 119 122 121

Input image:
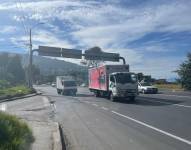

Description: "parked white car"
138 82 158 94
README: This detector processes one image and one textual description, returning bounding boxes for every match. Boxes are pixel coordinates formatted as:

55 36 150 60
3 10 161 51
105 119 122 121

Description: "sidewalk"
3 95 62 150
28 120 62 150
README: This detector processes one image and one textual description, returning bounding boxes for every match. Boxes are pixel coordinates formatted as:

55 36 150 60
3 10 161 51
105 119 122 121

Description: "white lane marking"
92 104 98 107
51 103 56 110
101 107 109 111
43 97 50 107
143 99 191 108
111 111 191 145
51 103 56 113
158 94 191 99
0 103 7 111
173 104 191 108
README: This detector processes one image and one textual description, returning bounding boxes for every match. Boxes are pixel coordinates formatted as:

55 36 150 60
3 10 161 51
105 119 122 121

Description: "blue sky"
0 0 191 79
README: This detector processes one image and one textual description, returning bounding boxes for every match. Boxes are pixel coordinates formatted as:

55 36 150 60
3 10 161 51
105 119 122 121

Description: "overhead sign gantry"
37 46 125 64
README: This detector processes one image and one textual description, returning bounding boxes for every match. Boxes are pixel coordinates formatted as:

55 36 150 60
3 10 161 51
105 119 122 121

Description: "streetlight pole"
28 28 32 88
28 22 44 88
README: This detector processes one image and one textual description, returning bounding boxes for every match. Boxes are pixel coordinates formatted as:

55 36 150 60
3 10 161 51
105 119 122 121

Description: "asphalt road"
35 85 191 150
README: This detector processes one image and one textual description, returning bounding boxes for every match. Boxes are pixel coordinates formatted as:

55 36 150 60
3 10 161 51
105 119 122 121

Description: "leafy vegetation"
0 85 34 98
0 80 10 89
0 112 34 150
176 52 191 90
0 53 25 85
155 84 183 90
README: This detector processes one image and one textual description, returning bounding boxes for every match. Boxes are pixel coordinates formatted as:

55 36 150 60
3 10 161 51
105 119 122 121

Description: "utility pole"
28 23 44 88
28 28 33 88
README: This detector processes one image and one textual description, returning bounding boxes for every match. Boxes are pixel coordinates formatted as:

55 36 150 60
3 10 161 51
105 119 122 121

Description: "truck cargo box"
89 65 129 91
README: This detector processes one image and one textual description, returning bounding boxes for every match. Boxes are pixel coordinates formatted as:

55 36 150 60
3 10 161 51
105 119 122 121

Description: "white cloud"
103 48 143 65
131 56 185 79
0 26 17 34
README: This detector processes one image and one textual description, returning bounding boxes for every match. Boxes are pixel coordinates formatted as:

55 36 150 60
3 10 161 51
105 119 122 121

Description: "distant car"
138 82 158 94
51 83 56 87
80 83 86 87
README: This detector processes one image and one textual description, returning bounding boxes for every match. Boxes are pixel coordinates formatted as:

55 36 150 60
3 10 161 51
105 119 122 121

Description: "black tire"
61 90 65 95
142 89 146 94
129 96 135 101
95 91 100 97
106 92 111 100
57 89 61 94
154 90 158 94
72 91 76 96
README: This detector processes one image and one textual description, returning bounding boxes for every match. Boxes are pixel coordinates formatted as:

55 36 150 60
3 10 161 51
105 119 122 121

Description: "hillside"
22 54 87 75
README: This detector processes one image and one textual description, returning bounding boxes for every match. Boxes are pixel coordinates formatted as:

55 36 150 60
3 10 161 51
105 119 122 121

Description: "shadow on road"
76 93 94 97
115 97 183 106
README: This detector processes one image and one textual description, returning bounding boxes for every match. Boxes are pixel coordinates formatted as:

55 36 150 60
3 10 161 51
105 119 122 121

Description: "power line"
15 0 29 36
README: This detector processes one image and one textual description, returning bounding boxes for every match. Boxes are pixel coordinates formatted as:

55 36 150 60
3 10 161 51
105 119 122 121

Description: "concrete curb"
0 91 42 103
53 123 63 150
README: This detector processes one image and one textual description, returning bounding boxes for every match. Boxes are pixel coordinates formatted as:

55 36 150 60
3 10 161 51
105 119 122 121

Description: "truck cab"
109 72 138 101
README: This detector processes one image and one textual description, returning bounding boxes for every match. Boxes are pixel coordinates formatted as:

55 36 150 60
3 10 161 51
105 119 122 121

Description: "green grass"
155 84 183 90
0 85 34 97
0 112 34 150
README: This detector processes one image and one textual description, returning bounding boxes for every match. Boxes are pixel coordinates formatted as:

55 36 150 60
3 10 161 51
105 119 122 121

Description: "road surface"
35 85 191 150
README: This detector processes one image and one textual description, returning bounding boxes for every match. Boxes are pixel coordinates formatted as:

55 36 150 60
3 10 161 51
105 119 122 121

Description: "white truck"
56 76 77 96
89 65 138 101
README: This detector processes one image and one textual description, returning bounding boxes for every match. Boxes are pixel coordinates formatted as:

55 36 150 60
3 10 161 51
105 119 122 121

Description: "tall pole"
29 29 33 88
28 23 44 88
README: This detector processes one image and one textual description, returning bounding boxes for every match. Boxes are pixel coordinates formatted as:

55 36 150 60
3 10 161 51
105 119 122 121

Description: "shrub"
0 80 10 89
0 85 34 97
0 112 34 150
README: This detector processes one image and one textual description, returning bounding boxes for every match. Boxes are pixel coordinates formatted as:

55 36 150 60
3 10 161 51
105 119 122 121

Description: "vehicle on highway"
51 82 56 87
138 82 158 94
56 76 77 96
89 65 138 101
80 83 87 87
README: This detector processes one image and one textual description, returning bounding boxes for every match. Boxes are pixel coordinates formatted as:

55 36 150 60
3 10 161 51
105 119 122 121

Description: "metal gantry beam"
37 45 125 63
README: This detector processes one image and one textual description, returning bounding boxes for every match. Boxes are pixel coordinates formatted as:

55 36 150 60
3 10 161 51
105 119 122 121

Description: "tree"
24 64 41 84
7 55 25 85
176 52 191 90
0 53 9 80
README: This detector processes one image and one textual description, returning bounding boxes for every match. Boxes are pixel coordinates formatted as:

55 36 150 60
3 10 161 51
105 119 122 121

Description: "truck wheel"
129 96 135 101
110 93 116 102
95 91 100 97
57 89 60 94
61 90 65 95
142 89 146 94
106 92 111 100
72 91 76 96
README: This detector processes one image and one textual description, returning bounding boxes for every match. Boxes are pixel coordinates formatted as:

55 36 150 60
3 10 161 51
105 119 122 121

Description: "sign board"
84 51 120 62
61 48 82 59
38 46 61 57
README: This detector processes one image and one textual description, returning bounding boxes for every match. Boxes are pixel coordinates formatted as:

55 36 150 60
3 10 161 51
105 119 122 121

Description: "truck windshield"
63 81 76 87
141 83 152 86
115 73 137 84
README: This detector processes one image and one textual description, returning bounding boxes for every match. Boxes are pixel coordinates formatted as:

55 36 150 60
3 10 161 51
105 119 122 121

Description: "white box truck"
89 65 138 101
56 76 77 96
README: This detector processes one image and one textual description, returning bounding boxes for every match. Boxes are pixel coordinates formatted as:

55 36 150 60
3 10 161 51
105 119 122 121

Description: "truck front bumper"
113 91 138 97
